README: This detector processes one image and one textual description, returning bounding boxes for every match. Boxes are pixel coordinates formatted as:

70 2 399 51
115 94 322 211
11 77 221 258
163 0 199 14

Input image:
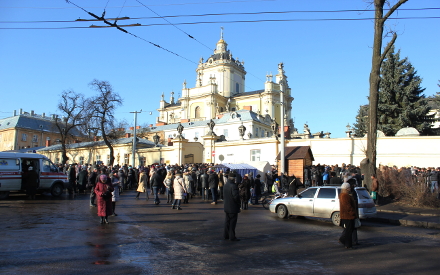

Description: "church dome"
395 127 420 136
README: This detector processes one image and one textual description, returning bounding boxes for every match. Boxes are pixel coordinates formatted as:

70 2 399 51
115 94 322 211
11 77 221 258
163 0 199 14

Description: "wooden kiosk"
277 146 314 185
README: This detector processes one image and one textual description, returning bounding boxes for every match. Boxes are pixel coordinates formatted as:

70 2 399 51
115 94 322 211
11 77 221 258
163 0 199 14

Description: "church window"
220 107 224 113
255 128 259 137
223 129 228 138
195 106 200 118
250 149 261 161
235 83 239 94
79 156 84 165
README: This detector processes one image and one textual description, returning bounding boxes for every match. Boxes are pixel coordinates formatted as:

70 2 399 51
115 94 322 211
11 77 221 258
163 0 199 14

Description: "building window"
107 155 110 165
96 155 101 164
223 129 228 138
22 133 27 141
235 83 239 94
255 128 259 137
32 134 38 143
195 106 200 118
79 156 84 165
251 149 261 161
261 130 265 138
124 154 129 164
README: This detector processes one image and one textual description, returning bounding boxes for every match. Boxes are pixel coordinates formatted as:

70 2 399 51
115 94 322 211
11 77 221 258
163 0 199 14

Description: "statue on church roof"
304 123 311 135
238 122 246 139
177 123 184 138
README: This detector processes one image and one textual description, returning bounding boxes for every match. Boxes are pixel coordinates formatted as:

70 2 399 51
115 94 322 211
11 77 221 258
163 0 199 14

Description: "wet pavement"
1 191 440 274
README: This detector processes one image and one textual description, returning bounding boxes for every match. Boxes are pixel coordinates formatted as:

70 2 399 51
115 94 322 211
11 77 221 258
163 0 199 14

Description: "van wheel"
331 211 340 226
277 205 288 219
51 183 63 197
0 191 10 199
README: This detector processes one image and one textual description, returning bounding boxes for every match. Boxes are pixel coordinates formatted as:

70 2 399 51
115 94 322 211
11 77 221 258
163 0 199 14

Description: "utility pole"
130 110 142 167
280 82 285 174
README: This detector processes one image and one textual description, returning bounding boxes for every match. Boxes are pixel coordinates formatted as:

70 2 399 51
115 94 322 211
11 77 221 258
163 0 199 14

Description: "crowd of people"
56 161 439 244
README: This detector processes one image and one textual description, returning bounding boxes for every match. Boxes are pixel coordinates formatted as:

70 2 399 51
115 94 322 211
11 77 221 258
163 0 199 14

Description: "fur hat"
341 182 350 190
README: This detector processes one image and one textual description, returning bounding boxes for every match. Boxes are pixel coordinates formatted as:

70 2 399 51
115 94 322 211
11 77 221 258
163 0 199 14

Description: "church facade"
156 32 294 131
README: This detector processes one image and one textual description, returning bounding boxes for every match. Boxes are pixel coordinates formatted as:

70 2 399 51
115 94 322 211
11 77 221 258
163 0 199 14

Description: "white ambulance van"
0 152 68 199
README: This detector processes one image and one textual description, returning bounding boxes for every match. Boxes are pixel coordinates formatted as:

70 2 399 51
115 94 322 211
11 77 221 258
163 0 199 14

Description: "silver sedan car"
269 186 377 226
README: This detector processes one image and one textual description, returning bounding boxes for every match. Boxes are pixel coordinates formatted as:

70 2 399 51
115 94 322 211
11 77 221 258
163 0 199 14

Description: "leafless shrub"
378 166 440 208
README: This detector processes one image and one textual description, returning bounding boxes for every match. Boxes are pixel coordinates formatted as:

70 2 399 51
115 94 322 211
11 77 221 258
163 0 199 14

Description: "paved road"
1 191 440 274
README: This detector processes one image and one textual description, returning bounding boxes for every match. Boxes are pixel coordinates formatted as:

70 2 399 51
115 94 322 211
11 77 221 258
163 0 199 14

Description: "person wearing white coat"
111 172 120 216
172 172 186 210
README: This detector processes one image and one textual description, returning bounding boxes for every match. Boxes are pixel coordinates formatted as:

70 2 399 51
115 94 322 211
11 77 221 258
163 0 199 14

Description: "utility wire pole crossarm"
130 110 142 167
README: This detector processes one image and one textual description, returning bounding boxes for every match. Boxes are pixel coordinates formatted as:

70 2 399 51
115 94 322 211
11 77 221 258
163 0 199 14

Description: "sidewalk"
371 202 440 229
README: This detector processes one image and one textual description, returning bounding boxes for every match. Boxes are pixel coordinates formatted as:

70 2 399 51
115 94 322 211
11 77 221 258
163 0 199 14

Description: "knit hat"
341 182 350 190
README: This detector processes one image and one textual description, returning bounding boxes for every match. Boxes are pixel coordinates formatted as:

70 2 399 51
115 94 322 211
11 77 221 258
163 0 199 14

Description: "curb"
377 209 440 217
368 216 440 229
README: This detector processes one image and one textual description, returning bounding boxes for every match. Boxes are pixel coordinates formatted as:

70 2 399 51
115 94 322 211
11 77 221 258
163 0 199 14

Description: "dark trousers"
219 187 224 200
152 186 160 204
339 219 355 248
210 188 217 202
90 187 96 206
224 213 238 240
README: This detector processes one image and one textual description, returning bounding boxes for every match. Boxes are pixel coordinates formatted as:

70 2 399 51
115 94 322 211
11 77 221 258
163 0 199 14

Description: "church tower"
195 28 246 98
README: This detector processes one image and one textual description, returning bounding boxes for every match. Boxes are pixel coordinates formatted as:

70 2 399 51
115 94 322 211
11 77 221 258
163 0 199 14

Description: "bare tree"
365 0 408 189
88 79 123 166
55 90 88 165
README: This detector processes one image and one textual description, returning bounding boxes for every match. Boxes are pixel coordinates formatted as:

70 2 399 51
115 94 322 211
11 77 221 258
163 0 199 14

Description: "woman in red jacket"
339 182 356 249
94 174 114 224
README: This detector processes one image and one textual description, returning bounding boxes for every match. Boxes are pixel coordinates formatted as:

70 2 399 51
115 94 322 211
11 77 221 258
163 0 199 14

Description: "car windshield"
356 188 371 199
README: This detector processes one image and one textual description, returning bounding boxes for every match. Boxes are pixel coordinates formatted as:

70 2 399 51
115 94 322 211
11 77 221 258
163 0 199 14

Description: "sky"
0 0 439 138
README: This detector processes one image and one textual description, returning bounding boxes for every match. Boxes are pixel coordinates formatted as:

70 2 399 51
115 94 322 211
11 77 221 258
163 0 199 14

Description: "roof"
37 137 155 152
0 114 82 136
149 109 270 132
232 89 264 98
276 146 314 161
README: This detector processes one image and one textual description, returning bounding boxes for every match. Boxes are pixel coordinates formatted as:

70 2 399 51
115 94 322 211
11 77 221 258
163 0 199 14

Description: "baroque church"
154 30 294 140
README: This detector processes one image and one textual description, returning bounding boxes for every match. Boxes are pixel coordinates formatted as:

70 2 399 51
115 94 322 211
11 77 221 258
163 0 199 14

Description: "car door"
313 187 337 218
292 187 318 216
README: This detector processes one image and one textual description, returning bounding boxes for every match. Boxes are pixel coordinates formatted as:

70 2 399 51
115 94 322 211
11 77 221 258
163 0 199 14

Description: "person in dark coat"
67 164 77 194
77 167 88 194
223 171 241 241
238 175 251 210
150 170 162 205
199 170 209 200
253 174 262 202
287 175 297 196
94 174 114 224
208 170 219 205
23 166 39 200
88 167 98 207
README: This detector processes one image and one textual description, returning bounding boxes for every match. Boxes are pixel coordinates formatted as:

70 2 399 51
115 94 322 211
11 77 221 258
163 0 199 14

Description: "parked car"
269 186 377 226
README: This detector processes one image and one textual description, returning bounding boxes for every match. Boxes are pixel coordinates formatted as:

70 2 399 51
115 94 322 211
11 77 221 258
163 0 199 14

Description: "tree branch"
383 0 409 21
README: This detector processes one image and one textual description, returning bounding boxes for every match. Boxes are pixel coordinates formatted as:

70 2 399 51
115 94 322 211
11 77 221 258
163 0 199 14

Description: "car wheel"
277 205 288 219
331 211 340 226
51 183 64 197
0 191 10 199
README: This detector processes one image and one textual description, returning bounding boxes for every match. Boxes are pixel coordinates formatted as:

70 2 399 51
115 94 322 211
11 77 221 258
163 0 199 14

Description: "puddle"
92 260 111 265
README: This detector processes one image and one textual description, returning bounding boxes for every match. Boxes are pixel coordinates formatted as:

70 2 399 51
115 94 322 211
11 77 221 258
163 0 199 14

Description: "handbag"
371 191 377 200
354 218 361 228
